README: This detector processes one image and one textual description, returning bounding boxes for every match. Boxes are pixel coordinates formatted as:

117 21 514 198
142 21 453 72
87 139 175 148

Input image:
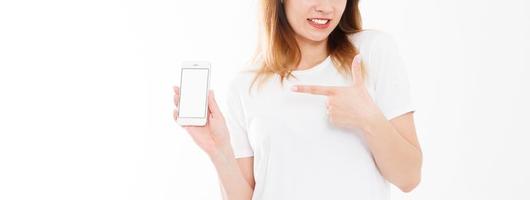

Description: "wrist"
361 112 387 136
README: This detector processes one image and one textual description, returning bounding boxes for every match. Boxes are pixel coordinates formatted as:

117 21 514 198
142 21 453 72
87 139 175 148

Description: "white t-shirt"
223 30 415 200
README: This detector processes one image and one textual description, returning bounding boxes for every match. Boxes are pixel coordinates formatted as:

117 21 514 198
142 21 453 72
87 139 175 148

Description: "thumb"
351 54 363 86
207 90 222 117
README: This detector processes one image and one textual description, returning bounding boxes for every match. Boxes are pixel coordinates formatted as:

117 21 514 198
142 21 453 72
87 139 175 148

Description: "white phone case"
176 61 211 126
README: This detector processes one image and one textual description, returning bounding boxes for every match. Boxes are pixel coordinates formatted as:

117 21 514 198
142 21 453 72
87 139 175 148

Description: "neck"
294 35 329 70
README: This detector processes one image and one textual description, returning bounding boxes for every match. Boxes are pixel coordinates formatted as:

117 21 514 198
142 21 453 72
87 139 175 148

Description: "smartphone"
176 61 211 126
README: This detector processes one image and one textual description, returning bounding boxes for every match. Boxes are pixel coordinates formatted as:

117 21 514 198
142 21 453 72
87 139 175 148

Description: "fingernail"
291 86 298 91
354 54 362 64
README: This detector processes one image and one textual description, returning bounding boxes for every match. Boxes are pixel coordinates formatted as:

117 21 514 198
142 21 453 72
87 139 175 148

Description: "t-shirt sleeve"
369 32 416 120
224 82 254 158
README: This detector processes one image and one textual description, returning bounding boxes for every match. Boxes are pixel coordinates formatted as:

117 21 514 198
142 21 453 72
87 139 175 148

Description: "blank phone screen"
178 68 209 118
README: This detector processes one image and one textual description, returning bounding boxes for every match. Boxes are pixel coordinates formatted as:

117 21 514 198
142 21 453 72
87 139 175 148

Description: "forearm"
209 146 254 200
361 114 422 192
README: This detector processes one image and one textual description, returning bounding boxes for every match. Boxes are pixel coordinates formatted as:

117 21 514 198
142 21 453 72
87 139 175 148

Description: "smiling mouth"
307 18 330 25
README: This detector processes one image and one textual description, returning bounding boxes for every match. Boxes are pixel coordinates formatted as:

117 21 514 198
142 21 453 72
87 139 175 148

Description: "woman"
173 0 422 199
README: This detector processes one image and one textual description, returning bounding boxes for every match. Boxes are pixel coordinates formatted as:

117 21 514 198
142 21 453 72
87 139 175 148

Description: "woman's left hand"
291 55 384 132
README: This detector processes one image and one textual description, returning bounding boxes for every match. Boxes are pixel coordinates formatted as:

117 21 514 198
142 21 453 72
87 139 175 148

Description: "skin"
173 89 254 200
291 55 423 192
173 0 422 199
285 0 346 69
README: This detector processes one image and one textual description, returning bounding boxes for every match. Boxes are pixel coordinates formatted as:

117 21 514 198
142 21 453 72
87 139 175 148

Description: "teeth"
310 19 329 24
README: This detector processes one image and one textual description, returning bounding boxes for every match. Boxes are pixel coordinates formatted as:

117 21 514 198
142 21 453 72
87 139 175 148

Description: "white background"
1 0 529 199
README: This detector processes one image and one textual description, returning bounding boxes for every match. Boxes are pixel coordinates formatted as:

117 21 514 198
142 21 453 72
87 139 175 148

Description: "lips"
307 18 331 29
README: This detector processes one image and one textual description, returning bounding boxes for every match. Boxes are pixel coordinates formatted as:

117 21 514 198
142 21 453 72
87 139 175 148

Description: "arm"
210 146 255 200
291 33 421 192
172 87 255 200
291 53 422 192
362 111 422 192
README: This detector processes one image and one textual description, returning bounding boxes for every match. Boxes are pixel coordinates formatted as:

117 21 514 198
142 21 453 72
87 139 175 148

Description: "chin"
304 33 330 42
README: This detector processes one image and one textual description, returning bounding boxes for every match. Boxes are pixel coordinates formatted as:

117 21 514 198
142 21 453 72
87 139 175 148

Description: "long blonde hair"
245 0 364 94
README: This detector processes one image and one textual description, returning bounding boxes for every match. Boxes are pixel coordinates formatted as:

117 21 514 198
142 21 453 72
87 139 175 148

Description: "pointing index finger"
291 85 336 96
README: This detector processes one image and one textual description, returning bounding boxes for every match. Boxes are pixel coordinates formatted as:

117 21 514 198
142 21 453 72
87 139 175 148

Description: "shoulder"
349 30 403 68
348 30 405 86
227 71 257 96
349 29 400 55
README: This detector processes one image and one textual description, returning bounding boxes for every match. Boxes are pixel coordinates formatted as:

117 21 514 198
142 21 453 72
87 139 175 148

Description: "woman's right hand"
173 86 233 157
